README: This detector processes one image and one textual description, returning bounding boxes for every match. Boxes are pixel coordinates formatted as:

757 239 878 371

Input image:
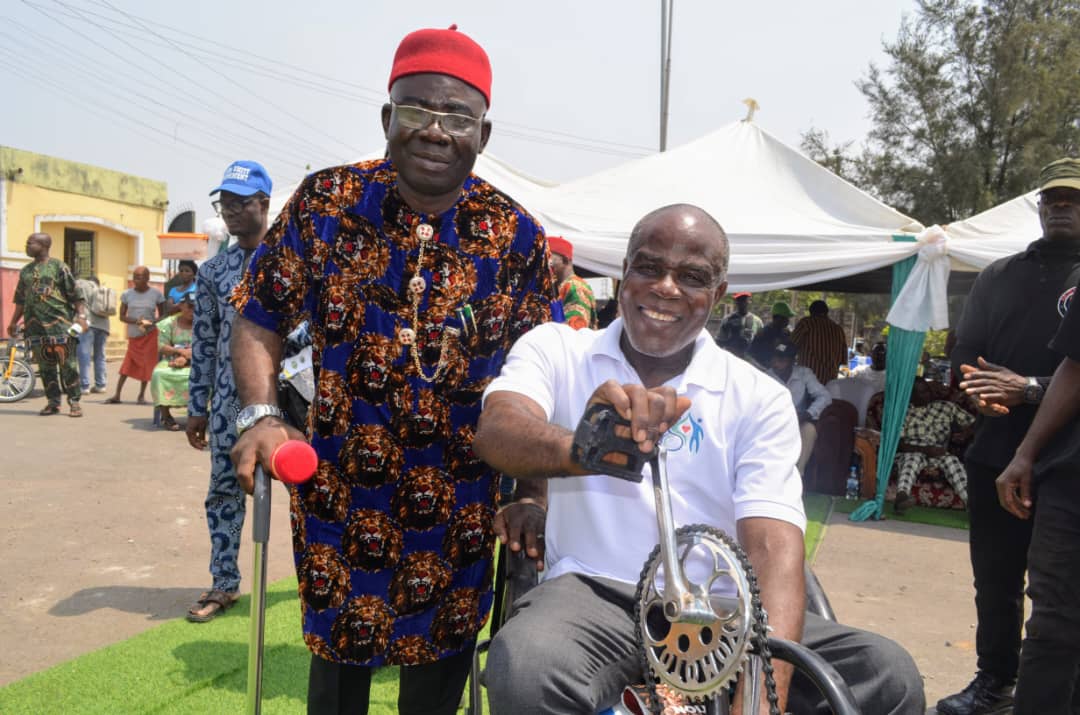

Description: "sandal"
39 404 61 416
160 416 180 431
104 397 122 404
186 589 239 623
69 404 83 418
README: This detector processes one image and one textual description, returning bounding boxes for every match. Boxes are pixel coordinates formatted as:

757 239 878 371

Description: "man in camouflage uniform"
7 232 87 416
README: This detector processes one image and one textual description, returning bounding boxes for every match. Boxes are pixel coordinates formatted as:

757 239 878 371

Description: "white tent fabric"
944 190 1040 270
524 120 925 290
268 152 556 222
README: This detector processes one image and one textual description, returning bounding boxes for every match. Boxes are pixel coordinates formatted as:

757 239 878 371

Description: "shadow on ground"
49 586 296 621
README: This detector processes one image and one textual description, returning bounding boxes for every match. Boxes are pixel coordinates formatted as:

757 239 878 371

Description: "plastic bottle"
845 466 860 501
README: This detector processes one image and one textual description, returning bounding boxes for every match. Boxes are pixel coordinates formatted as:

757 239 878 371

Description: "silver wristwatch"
236 404 284 435
1023 377 1045 405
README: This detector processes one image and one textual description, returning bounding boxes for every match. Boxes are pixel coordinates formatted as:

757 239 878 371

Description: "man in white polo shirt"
474 204 923 714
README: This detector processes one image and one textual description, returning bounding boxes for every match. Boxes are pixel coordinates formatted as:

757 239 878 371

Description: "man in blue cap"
184 160 273 622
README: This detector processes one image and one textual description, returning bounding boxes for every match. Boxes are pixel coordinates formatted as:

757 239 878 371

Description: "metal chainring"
632 524 781 715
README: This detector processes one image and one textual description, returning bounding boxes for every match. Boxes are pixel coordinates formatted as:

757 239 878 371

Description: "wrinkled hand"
584 380 692 456
493 499 547 571
230 417 307 494
996 456 1034 520
959 358 1024 414
186 415 208 450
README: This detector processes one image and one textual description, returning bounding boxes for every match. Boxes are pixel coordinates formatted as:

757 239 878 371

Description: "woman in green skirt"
151 292 194 430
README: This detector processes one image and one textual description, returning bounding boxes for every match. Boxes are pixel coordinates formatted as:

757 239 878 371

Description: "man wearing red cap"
549 235 597 330
228 25 560 715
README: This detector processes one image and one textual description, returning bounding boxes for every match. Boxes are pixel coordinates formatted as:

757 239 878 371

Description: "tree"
804 0 1080 225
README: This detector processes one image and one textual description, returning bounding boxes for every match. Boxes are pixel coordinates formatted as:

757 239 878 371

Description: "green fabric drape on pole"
850 237 925 521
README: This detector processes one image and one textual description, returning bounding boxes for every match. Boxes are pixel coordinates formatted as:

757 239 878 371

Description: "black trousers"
967 458 1033 681
307 647 473 715
1014 473 1080 714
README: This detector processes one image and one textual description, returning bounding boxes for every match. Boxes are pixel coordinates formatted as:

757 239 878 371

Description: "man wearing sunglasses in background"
228 26 558 715
184 160 273 624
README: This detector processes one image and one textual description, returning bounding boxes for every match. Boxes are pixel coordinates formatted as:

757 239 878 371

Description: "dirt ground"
0 372 980 709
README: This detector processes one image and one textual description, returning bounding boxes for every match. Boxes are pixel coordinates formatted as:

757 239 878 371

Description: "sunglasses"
390 101 483 137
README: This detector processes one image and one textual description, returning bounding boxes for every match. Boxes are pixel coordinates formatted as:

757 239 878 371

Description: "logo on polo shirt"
663 412 704 454
1060 286 1075 318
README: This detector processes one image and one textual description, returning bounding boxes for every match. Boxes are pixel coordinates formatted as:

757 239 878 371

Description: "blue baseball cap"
209 160 272 197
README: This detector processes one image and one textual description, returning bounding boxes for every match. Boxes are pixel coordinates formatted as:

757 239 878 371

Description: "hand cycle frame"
571 404 860 715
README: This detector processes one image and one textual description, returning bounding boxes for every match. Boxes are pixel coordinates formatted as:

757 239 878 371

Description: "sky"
0 0 918 228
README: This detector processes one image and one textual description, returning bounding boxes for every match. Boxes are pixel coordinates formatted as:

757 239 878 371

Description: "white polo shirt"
484 318 806 586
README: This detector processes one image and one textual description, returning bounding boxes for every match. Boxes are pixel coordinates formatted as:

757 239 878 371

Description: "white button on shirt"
483 318 806 587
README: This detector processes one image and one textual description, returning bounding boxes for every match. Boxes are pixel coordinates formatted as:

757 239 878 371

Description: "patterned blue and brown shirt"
234 159 559 666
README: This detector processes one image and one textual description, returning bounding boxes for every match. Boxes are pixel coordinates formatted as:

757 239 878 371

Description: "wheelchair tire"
0 358 36 402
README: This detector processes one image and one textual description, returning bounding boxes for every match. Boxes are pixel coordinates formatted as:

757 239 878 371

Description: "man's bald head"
25 232 52 260
133 266 150 279
132 266 151 291
627 204 729 277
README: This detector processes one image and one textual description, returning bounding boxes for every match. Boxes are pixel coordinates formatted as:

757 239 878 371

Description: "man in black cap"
943 157 1080 715
987 157 1080 715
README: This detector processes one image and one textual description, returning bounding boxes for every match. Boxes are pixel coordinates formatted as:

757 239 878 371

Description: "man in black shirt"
942 157 1080 715
993 160 1080 715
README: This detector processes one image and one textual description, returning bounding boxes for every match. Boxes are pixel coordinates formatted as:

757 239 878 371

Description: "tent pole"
659 0 673 152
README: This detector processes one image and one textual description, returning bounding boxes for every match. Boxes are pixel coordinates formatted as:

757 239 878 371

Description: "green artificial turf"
0 495 838 714
831 493 970 530
802 492 833 563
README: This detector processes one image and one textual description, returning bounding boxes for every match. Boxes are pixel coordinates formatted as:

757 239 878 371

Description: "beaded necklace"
398 222 460 383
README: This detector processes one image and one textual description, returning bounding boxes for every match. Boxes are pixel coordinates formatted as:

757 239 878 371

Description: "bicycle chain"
632 524 781 715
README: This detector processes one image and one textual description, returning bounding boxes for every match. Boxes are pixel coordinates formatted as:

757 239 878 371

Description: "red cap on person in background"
732 291 752 299
388 25 492 105
548 236 573 261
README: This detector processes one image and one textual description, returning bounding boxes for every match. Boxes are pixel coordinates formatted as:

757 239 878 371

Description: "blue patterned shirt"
234 159 559 666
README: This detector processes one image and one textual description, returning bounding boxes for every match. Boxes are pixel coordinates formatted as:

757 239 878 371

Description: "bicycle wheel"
0 358 36 402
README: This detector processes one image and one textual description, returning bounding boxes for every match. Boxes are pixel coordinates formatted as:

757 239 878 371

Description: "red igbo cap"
548 236 573 261
732 291 752 299
388 25 492 105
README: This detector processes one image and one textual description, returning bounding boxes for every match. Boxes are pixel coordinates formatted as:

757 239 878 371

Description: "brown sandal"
39 404 61 416
69 404 83 418
186 589 239 623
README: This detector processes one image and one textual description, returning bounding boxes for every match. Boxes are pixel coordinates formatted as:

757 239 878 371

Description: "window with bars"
64 228 95 278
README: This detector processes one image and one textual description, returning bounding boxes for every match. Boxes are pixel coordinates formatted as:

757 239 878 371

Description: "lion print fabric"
234 159 559 667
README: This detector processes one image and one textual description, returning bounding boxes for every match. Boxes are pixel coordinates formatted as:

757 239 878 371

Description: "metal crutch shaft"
246 465 271 715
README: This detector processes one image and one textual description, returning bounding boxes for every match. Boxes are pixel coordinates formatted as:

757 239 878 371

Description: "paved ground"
0 371 981 708
813 510 979 708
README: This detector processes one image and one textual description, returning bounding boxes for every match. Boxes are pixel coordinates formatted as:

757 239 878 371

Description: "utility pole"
659 0 674 152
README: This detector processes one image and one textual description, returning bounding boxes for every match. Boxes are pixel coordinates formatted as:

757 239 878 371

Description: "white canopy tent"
523 120 926 291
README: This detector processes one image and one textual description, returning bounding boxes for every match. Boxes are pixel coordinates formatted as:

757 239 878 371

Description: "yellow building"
0 146 168 338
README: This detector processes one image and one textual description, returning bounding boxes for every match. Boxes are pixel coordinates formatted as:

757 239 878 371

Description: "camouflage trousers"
35 337 81 406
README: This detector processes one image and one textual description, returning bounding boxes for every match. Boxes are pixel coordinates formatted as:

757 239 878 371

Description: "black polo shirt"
952 237 1080 470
